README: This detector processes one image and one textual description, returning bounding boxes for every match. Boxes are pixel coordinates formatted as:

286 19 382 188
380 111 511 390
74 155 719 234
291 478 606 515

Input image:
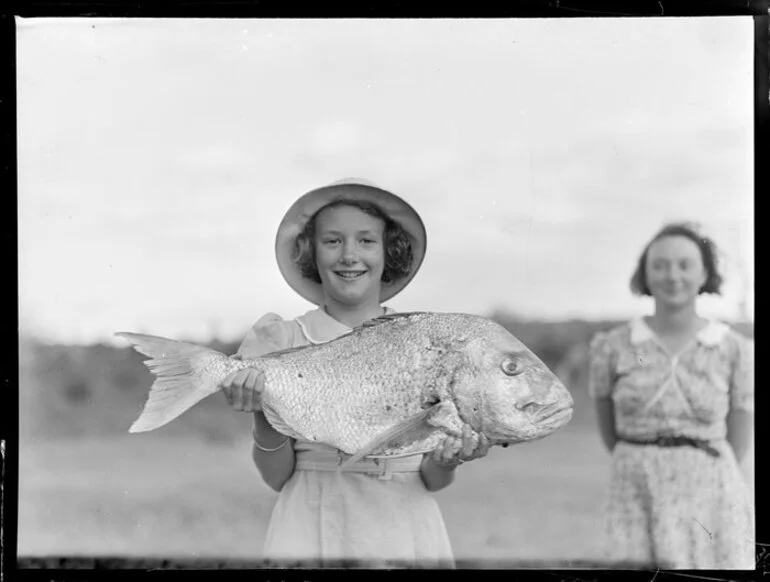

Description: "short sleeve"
236 313 294 358
729 335 754 413
587 331 614 399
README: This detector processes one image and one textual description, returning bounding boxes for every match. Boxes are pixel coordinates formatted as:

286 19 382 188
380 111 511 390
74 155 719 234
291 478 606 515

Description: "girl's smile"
334 269 368 280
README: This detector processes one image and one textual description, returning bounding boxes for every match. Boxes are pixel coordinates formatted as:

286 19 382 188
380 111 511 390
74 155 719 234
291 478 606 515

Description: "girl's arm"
727 335 754 464
419 456 457 492
222 358 297 492
588 332 617 453
224 315 299 491
594 397 618 453
420 425 489 492
251 411 296 492
726 409 752 464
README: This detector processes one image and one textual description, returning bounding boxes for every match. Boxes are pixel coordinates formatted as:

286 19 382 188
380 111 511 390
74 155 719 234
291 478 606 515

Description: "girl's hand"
221 354 265 412
430 424 490 468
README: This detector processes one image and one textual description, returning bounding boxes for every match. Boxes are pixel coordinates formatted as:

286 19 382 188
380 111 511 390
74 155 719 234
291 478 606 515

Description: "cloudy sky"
17 17 754 345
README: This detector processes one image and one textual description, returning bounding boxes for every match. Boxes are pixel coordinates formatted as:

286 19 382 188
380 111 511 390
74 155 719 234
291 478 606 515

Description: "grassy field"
18 417 613 565
18 418 754 569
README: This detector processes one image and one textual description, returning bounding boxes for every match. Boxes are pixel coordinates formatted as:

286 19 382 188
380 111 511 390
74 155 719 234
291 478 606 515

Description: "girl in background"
588 222 754 569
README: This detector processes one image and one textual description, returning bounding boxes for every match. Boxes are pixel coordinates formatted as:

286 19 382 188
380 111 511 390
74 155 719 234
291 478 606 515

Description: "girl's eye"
501 359 520 376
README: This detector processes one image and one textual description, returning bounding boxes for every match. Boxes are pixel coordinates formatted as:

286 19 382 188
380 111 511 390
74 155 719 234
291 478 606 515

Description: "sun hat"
275 178 427 306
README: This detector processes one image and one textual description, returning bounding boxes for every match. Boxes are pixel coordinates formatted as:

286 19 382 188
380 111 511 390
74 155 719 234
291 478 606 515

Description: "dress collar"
629 317 730 347
295 306 395 344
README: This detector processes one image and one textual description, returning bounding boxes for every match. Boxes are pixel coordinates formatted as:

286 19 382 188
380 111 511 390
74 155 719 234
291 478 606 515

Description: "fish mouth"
536 406 573 425
490 404 573 444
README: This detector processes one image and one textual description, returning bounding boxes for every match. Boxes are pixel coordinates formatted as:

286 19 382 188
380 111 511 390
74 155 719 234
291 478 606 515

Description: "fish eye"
501 359 521 376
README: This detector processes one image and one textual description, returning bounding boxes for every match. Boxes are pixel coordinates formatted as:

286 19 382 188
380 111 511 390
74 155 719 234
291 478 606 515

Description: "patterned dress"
588 318 755 569
237 307 455 569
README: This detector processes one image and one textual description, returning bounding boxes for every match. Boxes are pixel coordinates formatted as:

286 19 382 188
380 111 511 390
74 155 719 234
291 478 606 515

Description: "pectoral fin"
341 401 461 468
425 399 465 435
261 402 304 441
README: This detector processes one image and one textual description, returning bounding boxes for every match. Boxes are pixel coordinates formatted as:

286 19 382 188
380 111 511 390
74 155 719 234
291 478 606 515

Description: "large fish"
117 312 573 465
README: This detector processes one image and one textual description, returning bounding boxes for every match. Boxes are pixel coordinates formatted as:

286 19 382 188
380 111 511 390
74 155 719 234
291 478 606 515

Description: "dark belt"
618 435 720 458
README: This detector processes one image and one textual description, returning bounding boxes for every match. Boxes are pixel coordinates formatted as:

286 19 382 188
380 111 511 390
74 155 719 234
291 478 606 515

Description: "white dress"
237 308 455 569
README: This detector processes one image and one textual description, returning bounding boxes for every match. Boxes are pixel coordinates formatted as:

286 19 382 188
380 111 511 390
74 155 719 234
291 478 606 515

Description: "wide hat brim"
275 180 427 306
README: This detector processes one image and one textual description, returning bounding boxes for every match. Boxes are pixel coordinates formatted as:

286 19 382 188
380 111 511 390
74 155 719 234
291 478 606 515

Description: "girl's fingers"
252 371 265 410
220 372 234 391
446 436 464 463
436 437 452 463
438 438 450 462
221 369 244 392
242 380 253 411
221 369 267 412
223 370 245 405
431 431 490 467
232 385 244 410
432 440 446 463
461 425 476 458
243 369 258 391
479 434 489 456
235 370 253 410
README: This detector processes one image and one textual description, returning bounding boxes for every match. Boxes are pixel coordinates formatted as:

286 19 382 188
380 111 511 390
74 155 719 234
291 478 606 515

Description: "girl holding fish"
588 222 754 569
220 179 491 568
118 179 572 566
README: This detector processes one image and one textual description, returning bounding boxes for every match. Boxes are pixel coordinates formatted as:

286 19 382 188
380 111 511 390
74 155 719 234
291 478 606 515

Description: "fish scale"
258 318 444 454
117 311 574 462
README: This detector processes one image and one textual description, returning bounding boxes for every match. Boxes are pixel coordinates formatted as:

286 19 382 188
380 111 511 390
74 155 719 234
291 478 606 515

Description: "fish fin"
424 398 465 435
257 343 316 359
354 311 428 329
261 312 431 356
260 402 304 441
115 332 235 433
340 403 447 468
324 312 430 344
368 447 435 459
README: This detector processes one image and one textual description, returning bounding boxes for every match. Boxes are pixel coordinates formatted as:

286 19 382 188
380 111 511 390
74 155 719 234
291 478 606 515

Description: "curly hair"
292 199 414 284
629 221 723 296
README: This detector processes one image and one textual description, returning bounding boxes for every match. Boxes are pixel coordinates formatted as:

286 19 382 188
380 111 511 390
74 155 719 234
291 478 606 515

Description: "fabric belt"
294 448 423 480
618 435 721 458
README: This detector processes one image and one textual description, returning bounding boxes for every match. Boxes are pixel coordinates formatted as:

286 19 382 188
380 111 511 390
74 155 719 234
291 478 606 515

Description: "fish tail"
115 332 236 433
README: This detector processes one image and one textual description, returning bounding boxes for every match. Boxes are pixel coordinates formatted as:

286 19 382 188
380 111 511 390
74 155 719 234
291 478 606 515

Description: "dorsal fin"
353 311 428 330
258 343 315 359
258 312 429 359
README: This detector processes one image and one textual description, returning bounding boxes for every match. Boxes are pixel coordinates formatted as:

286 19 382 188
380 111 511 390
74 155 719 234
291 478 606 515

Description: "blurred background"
17 16 754 568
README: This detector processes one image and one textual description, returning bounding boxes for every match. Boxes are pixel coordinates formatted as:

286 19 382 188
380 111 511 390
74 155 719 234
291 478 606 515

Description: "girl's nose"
340 242 357 263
